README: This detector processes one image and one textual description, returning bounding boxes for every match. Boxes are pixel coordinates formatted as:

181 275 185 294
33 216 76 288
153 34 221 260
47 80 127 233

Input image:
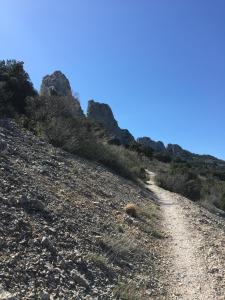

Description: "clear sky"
0 0 225 159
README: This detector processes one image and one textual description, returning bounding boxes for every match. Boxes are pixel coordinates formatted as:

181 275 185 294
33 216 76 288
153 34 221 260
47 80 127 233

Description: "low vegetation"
113 279 147 300
0 60 36 117
0 60 151 181
1 59 225 214
124 203 137 217
25 96 148 180
155 160 225 212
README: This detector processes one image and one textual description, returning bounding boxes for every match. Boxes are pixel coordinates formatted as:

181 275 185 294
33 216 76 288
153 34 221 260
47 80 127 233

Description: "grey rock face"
40 71 72 97
40 71 84 117
87 100 134 145
137 137 165 152
167 144 183 155
167 144 192 160
120 129 135 146
87 100 119 132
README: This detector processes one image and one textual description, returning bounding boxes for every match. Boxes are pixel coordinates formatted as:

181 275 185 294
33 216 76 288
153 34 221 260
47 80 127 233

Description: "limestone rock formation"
40 71 84 117
87 100 118 132
166 144 192 160
137 137 166 152
87 100 134 145
40 71 72 97
120 129 135 146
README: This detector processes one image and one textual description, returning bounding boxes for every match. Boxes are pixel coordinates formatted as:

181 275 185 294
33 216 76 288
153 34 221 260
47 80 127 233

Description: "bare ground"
147 171 225 300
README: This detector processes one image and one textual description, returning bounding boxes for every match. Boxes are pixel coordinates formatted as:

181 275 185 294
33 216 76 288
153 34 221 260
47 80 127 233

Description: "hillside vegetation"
0 119 163 299
1 59 225 215
0 60 150 181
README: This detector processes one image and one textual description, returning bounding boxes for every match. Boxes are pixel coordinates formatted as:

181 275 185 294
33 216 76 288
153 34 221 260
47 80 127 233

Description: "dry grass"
113 279 148 300
125 203 137 217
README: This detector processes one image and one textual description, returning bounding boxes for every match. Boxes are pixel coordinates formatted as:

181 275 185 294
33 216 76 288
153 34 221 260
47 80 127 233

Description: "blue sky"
0 0 225 159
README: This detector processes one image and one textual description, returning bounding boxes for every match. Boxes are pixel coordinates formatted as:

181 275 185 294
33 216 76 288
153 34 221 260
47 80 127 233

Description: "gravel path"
147 171 222 299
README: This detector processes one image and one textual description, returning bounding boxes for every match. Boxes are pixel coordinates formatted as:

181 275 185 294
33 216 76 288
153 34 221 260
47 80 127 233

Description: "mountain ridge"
39 70 225 165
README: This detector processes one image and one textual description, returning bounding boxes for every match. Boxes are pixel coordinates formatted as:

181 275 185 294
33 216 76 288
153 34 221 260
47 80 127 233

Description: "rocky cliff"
40 71 72 97
40 71 84 117
137 137 166 152
87 100 135 145
166 144 194 160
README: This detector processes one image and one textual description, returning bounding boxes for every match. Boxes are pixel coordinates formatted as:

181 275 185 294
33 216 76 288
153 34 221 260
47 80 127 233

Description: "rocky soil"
2 119 225 300
0 120 162 300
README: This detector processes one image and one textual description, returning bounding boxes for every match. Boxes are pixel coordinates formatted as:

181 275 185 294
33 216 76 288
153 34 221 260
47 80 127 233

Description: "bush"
156 169 201 201
201 179 225 211
154 152 172 163
128 142 153 159
25 95 147 180
99 145 147 180
114 279 146 300
125 203 137 217
156 160 225 211
0 60 36 116
213 171 225 181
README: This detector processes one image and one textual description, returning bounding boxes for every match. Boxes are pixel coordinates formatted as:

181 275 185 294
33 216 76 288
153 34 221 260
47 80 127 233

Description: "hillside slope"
0 119 162 300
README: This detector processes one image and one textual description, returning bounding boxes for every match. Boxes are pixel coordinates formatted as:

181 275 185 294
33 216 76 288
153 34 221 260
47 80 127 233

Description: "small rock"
0 139 7 153
0 287 17 300
40 292 50 300
41 237 57 254
70 270 89 289
209 267 219 274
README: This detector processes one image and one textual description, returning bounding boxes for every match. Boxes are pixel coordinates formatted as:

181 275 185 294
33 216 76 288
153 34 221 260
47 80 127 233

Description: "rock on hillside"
0 119 162 299
40 71 84 117
40 71 72 97
87 100 134 145
137 137 166 152
166 143 225 167
166 144 193 160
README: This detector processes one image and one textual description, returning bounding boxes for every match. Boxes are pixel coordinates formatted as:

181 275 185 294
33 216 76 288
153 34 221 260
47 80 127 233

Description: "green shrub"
154 152 172 163
128 142 153 159
25 95 147 180
201 179 225 211
156 169 201 201
0 60 36 117
114 279 146 300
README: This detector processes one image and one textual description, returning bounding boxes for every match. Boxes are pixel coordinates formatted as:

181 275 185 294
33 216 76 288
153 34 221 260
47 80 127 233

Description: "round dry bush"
125 203 137 217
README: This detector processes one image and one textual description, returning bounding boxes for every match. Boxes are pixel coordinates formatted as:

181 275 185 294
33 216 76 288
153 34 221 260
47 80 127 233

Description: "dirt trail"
147 171 220 300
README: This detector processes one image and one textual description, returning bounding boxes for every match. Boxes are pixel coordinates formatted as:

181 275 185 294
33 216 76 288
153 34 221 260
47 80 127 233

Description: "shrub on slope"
0 60 36 117
25 95 147 180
